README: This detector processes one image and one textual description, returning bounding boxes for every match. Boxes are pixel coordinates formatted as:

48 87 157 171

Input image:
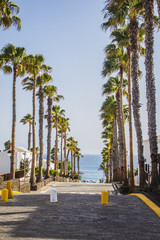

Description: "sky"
0 0 160 155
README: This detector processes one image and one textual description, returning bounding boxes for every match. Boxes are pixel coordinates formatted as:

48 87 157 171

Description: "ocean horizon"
43 153 139 183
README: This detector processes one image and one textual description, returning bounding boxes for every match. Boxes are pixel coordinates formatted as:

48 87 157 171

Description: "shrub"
35 167 39 176
42 168 46 176
50 169 59 176
20 159 29 174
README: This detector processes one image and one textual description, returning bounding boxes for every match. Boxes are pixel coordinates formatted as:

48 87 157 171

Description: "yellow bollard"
7 181 13 199
101 190 109 204
1 189 8 201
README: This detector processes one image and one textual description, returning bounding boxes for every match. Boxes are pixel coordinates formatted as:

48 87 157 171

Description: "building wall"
143 135 160 165
0 152 10 174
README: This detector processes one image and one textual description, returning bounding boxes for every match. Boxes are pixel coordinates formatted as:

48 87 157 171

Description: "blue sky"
0 0 160 155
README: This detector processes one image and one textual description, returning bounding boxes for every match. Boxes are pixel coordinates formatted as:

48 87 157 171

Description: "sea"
80 154 103 183
43 154 138 183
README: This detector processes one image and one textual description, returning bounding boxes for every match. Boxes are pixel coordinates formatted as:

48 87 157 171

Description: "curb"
130 193 160 218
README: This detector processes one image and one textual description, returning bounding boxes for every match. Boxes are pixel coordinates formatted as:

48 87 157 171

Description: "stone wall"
20 183 30 193
0 179 20 191
44 177 53 186
31 181 44 191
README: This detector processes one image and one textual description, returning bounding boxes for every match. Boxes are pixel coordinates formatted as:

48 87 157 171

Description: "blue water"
43 153 138 183
80 154 103 183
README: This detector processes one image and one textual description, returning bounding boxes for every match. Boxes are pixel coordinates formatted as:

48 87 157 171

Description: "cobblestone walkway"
0 193 160 240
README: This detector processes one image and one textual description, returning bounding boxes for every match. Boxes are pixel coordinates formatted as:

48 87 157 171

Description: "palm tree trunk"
60 131 63 175
130 17 145 188
38 86 44 182
127 46 135 188
77 156 80 177
64 131 67 175
144 0 158 186
28 122 31 151
54 115 58 170
67 149 70 161
74 152 76 176
120 65 128 185
106 160 109 183
46 97 52 178
71 151 73 178
116 91 123 182
112 116 119 181
31 74 36 186
11 65 17 179
110 149 113 182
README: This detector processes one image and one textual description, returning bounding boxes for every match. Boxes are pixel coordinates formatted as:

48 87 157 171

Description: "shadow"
0 211 32 216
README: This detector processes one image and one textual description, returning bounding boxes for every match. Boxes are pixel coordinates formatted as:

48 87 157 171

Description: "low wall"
20 183 30 193
44 177 53 186
31 181 44 191
0 179 20 191
53 176 79 183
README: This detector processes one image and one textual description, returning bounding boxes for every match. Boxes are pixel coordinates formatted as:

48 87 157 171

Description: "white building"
135 136 160 185
0 152 10 174
0 147 32 175
42 159 54 170
143 136 160 165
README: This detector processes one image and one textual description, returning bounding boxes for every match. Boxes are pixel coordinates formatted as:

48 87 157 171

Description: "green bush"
50 169 59 176
20 159 29 174
42 168 46 176
35 166 39 176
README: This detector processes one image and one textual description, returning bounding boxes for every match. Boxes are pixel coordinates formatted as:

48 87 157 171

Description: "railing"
0 170 25 181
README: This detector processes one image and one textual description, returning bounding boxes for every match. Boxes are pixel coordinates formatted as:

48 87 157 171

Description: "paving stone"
0 193 160 239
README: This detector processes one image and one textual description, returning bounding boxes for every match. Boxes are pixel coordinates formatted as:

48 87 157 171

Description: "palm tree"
102 0 145 187
100 95 119 181
75 147 83 179
144 0 158 186
110 27 135 187
0 43 26 179
20 114 32 151
58 116 70 175
102 43 128 185
67 137 77 178
102 74 128 183
36 72 52 182
0 0 21 30
52 105 65 171
4 140 11 151
44 85 58 178
73 141 78 176
23 54 47 186
63 118 70 176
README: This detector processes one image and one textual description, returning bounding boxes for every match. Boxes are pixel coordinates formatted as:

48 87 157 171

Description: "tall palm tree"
75 147 83 179
63 118 70 175
0 0 21 30
58 116 70 175
23 54 47 186
102 0 145 187
0 43 26 179
110 27 135 187
36 72 52 182
144 0 158 186
102 43 128 185
44 85 58 178
102 74 128 183
100 95 119 181
20 114 32 151
52 105 65 171
67 137 77 178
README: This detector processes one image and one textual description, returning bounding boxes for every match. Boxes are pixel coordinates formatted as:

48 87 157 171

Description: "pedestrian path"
0 191 160 239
